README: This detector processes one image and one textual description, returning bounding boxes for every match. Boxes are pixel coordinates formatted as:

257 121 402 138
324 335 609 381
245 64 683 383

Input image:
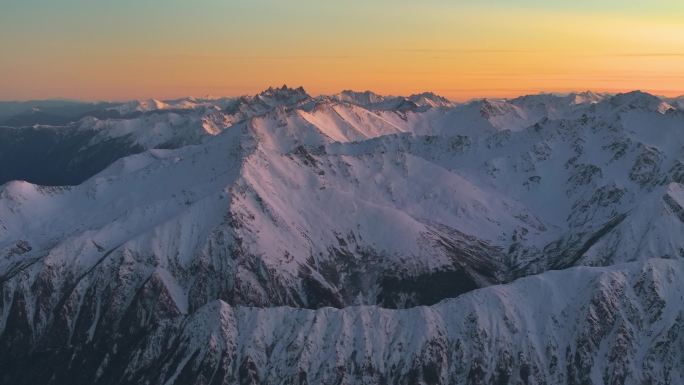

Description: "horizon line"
1 87 683 105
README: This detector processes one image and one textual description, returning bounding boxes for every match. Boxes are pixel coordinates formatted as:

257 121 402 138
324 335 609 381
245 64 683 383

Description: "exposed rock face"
1 89 683 384
1 259 681 385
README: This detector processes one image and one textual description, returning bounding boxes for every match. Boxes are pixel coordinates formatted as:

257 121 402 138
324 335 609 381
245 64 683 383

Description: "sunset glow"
2 0 684 100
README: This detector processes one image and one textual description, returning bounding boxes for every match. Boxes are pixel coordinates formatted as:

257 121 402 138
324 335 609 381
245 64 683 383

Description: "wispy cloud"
159 53 352 61
392 48 533 54
611 52 684 57
394 49 684 58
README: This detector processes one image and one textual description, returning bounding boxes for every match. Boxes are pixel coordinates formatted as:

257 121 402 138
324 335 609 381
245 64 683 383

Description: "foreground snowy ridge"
1 86 683 384
123 259 684 385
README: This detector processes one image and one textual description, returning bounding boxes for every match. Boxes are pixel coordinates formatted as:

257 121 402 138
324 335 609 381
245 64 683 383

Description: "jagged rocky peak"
221 85 312 117
257 84 311 105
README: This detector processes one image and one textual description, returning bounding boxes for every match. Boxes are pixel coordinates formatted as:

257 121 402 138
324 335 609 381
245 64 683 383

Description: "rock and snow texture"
0 87 683 384
95 259 684 385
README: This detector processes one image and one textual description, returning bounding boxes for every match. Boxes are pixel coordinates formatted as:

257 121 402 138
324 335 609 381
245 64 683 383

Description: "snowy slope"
1 87 684 384
121 258 684 385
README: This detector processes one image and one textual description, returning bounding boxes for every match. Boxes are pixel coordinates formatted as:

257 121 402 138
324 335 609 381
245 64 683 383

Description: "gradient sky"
2 0 684 101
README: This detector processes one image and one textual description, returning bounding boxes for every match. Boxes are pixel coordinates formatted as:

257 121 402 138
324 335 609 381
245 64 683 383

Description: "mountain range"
1 86 683 384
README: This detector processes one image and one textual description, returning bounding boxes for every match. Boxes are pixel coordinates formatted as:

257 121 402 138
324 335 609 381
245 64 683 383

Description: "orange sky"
1 1 684 101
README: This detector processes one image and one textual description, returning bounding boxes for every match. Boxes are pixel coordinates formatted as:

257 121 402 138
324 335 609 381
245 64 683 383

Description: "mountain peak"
571 90 604 105
259 85 310 102
335 90 386 105
610 90 674 113
479 98 518 117
407 92 454 108
331 90 452 110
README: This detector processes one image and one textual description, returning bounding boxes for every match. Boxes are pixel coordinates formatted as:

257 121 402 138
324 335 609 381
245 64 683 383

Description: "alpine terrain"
0 86 683 385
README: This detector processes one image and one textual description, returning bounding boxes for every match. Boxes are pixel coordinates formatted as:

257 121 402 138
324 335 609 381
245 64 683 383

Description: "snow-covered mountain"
1 87 683 384
331 90 455 111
